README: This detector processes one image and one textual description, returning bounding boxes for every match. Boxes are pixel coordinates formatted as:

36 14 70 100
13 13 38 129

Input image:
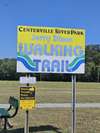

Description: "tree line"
0 45 100 82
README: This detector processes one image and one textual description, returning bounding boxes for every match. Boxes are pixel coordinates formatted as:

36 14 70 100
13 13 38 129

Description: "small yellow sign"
20 86 35 110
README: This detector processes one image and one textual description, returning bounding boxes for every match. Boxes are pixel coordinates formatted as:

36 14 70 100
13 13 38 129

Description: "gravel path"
1 103 100 109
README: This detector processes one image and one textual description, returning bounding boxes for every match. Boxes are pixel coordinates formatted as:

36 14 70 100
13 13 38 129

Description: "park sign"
17 26 85 73
20 86 35 110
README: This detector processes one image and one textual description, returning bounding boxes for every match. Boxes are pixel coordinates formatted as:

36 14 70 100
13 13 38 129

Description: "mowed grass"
0 81 100 133
0 81 100 103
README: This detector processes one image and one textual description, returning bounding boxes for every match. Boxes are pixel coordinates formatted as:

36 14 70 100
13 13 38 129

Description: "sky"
0 0 100 58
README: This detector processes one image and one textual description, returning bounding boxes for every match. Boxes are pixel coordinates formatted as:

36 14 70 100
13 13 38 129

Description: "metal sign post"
72 75 76 133
25 109 29 133
25 83 29 133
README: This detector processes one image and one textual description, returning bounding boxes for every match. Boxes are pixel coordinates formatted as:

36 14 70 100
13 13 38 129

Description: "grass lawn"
0 81 100 133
